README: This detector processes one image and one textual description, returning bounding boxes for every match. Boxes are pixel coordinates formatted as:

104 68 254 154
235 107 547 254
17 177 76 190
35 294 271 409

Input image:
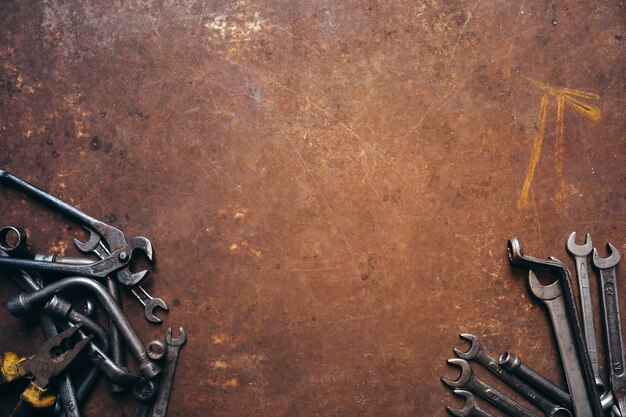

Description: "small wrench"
150 327 187 417
447 390 495 417
527 270 594 417
454 333 570 417
566 231 605 391
442 358 541 417
593 243 626 417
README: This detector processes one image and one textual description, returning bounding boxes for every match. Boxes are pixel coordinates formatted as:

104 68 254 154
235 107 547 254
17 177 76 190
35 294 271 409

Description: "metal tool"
454 333 570 417
566 231 605 391
507 237 604 417
36 251 168 323
151 327 187 417
0 324 91 416
594 243 626 417
0 170 153 286
442 358 541 417
527 270 595 417
447 390 495 417
6 277 162 379
147 339 166 361
500 351 621 416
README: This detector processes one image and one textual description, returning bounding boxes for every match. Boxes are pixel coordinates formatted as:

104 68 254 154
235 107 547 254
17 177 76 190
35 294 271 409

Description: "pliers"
0 324 92 416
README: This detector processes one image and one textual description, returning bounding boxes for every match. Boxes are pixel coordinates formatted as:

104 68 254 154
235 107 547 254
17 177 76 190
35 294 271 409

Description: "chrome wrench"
594 243 626 417
566 231 605 391
150 327 187 417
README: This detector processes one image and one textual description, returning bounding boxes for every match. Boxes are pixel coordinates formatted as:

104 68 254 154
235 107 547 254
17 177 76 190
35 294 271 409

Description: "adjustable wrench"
442 358 541 417
447 390 496 417
527 270 593 417
594 244 626 417
150 327 187 417
0 170 153 286
507 237 604 417
454 333 570 417
566 232 605 391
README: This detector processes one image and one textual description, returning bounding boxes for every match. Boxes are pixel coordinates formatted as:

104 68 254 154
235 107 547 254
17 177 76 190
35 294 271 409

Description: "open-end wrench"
507 237 604 417
0 170 153 286
454 333 570 417
594 243 626 417
442 358 541 417
151 327 187 417
566 231 605 391
447 390 495 417
527 270 593 417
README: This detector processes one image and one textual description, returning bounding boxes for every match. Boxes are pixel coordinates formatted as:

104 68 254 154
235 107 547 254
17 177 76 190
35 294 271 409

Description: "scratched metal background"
0 1 624 416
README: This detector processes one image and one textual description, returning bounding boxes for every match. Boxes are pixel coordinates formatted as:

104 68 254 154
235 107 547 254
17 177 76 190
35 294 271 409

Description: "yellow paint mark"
517 94 549 209
517 77 601 208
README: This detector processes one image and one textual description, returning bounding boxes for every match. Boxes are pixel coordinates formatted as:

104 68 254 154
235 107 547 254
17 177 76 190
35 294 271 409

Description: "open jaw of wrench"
594 244 626 417
507 237 604 417
447 390 495 417
454 333 571 417
150 327 187 417
0 170 153 286
442 358 541 417
566 231 605 393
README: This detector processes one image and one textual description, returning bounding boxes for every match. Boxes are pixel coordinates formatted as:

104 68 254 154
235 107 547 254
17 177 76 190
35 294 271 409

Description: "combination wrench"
150 327 187 417
442 358 541 417
594 243 626 417
454 333 570 417
566 232 605 391
447 389 496 417
507 237 604 417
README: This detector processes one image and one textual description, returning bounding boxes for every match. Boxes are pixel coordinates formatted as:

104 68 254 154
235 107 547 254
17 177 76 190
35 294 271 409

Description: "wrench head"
144 298 169 324
446 390 478 417
115 237 154 286
74 226 101 253
165 326 187 346
453 333 480 360
507 237 524 264
566 232 593 256
593 243 621 269
441 358 472 389
528 270 561 300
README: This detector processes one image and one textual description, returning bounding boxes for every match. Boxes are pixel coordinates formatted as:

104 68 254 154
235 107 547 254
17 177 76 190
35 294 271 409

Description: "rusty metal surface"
0 0 624 415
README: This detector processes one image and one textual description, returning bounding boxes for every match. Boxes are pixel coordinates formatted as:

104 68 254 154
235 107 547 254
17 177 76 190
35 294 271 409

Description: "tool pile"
0 171 186 417
442 233 626 417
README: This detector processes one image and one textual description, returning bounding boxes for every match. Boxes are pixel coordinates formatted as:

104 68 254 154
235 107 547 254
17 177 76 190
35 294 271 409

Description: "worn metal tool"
594 243 626 417
526 270 594 417
0 324 91 416
507 237 604 417
447 390 496 417
454 333 570 417
0 170 153 286
566 231 605 391
6 276 161 379
500 351 621 416
442 358 541 417
151 327 187 417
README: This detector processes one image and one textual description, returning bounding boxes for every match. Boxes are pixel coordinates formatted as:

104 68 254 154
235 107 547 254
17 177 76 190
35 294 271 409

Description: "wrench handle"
151 348 181 417
575 256 603 384
599 268 626 411
470 378 540 417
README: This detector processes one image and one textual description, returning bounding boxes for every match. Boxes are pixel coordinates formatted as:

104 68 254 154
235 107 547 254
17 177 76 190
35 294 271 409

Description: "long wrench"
454 333 570 417
507 237 604 417
442 358 541 417
527 270 593 417
151 327 187 417
594 244 626 417
566 232 604 391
